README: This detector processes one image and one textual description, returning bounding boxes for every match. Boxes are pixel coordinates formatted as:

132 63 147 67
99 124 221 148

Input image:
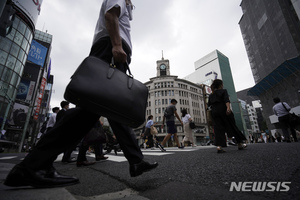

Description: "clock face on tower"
160 64 166 70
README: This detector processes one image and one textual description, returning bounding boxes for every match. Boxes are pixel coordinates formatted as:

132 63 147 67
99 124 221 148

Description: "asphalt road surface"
0 142 299 200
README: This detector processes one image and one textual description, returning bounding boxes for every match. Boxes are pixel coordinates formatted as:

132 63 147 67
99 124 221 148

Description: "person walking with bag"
161 99 184 149
208 79 247 153
181 109 196 147
144 115 157 150
273 97 298 142
4 0 157 188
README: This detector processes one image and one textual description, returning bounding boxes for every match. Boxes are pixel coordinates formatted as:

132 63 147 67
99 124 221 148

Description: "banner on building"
27 40 47 67
33 71 47 120
16 79 36 102
8 100 30 129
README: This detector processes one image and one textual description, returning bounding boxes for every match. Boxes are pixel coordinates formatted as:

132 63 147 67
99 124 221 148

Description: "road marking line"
0 156 17 160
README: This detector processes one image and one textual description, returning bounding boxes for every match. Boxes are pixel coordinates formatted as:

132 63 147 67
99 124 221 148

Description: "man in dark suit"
56 101 76 163
56 101 69 122
4 0 157 188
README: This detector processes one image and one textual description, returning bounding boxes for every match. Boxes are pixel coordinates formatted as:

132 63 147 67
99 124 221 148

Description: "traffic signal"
0 4 15 37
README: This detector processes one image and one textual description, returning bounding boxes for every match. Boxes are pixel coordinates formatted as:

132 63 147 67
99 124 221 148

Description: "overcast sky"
35 0 255 109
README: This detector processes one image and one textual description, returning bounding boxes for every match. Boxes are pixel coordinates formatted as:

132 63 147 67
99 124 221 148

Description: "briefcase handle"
110 58 133 78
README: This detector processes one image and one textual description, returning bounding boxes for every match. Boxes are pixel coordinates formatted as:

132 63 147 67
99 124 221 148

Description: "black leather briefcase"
64 56 148 128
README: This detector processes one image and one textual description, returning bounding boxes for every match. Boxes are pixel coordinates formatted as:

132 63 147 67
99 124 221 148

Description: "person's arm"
273 107 278 116
175 111 183 126
223 90 232 115
188 114 193 122
105 7 127 63
226 102 232 115
150 120 156 127
161 116 165 128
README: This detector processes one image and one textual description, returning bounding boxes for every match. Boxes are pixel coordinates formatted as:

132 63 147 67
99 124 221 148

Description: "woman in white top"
181 109 196 147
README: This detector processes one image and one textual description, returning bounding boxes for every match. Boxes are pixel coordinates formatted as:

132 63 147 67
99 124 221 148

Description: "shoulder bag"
189 121 196 129
150 126 158 135
281 103 300 126
64 56 148 128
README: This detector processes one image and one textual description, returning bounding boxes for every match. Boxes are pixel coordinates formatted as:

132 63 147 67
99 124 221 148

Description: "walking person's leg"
213 116 227 152
173 133 182 148
108 119 158 177
76 143 95 167
161 134 171 147
279 116 291 142
4 107 100 187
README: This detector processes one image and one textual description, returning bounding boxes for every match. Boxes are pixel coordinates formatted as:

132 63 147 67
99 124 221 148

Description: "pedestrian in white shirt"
181 109 196 147
46 107 60 133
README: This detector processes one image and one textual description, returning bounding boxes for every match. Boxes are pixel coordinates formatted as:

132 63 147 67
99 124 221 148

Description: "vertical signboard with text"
33 71 47 120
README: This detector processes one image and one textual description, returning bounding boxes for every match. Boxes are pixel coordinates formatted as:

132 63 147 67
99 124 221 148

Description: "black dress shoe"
130 160 158 177
4 164 79 188
76 161 96 167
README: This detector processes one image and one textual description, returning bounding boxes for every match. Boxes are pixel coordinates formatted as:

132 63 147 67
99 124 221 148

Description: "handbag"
189 121 196 129
150 126 158 135
64 56 148 128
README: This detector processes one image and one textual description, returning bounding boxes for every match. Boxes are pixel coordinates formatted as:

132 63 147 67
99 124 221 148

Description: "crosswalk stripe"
87 154 127 162
0 156 17 160
0 146 215 162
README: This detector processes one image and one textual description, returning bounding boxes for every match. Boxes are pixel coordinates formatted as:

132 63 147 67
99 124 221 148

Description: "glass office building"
0 15 33 123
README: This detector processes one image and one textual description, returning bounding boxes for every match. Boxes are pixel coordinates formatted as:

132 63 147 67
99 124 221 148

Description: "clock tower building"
156 56 170 77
